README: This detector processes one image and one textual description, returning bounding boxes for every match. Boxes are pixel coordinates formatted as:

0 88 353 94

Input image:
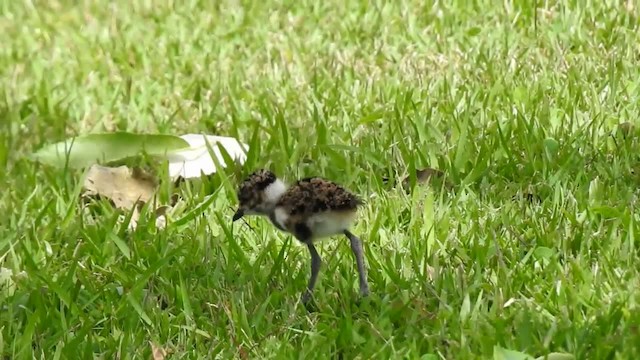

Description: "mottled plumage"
273 177 363 242
278 177 363 214
232 169 370 305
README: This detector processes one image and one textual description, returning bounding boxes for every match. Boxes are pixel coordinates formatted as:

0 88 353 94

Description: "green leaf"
31 132 190 168
535 353 575 360
513 86 528 105
420 355 438 360
493 346 535 360
179 272 194 326
543 137 560 156
173 190 220 228
466 27 481 36
108 232 132 260
590 206 621 219
533 247 554 260
460 293 471 321
358 109 385 124
126 292 152 326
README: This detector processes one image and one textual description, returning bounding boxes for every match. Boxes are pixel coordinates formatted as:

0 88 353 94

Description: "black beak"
232 209 244 222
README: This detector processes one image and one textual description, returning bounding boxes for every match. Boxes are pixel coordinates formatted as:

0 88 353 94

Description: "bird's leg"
344 230 370 297
301 242 322 304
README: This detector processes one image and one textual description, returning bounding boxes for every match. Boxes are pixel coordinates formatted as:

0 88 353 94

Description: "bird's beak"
232 208 244 222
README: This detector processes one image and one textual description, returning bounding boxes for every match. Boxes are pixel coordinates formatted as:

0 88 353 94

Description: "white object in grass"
167 134 249 180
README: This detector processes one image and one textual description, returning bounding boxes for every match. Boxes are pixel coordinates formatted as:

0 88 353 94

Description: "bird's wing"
276 177 362 216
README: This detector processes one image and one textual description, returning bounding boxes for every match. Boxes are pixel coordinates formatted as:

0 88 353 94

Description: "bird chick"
232 169 370 304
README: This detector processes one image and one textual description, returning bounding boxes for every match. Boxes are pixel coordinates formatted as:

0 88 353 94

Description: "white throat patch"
264 179 287 203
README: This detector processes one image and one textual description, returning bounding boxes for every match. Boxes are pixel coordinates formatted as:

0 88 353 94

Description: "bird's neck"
257 178 287 231
263 178 287 204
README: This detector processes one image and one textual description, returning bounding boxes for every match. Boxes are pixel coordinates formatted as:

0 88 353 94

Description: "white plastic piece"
167 134 249 180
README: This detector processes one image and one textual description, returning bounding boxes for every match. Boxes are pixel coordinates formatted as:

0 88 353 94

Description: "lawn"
1 0 640 359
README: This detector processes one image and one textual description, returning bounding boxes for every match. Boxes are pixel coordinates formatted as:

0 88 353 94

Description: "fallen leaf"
512 192 542 204
415 168 445 182
31 132 190 168
425 265 436 281
543 137 560 157
401 168 453 191
167 134 249 180
82 165 171 231
83 165 157 210
617 122 635 139
535 353 575 360
150 341 167 360
0 267 16 297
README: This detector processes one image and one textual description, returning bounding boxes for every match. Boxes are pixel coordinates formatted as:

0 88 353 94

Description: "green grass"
2 0 640 358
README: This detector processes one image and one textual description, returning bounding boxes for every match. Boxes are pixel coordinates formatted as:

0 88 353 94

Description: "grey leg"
301 243 322 304
344 230 370 297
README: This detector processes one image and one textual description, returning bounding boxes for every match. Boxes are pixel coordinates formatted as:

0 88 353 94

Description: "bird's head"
232 169 287 222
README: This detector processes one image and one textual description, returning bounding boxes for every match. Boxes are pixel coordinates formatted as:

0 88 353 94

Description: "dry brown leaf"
150 341 167 360
512 192 542 204
82 165 172 231
625 0 634 12
617 122 635 139
426 264 436 281
401 168 453 191
83 165 157 210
